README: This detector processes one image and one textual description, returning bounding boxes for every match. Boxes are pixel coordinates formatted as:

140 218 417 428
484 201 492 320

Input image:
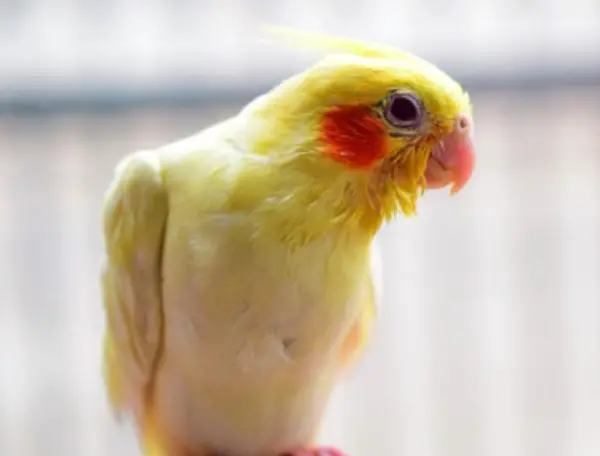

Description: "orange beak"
424 113 475 195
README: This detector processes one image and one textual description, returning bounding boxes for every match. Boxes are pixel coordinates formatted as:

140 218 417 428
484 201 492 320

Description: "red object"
320 105 387 169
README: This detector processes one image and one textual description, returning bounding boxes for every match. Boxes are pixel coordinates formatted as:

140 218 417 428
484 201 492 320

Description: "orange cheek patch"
320 105 388 169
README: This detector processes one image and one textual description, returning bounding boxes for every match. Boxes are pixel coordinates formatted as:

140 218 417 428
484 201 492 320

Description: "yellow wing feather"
101 150 168 419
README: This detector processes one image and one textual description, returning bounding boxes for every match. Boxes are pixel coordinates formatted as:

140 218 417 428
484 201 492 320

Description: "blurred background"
1 1 599 456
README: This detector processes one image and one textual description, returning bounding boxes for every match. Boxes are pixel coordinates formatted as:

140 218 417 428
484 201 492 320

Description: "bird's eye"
384 92 423 129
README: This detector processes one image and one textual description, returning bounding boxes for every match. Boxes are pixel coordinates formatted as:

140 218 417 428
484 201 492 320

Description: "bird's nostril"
457 114 470 132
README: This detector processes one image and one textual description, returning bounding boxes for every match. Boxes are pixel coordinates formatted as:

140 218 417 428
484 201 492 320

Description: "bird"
100 27 475 456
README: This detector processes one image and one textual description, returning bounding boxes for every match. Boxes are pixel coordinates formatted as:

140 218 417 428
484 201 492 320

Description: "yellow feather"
262 25 423 63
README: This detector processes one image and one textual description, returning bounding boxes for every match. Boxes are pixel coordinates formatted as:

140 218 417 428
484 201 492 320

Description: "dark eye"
384 92 423 129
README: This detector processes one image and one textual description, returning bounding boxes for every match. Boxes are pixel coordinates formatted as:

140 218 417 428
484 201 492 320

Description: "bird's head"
243 28 475 232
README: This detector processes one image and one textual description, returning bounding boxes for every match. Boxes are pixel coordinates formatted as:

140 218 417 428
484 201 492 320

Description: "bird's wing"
100 151 168 418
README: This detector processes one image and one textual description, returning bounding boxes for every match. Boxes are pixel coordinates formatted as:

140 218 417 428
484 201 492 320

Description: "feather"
261 25 425 64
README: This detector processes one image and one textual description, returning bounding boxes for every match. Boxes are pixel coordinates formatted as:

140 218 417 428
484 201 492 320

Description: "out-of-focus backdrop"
1 2 599 456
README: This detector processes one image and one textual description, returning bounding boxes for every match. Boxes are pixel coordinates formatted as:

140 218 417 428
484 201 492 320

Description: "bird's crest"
262 25 425 65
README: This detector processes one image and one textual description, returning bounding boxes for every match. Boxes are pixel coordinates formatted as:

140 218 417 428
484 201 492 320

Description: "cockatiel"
101 27 475 456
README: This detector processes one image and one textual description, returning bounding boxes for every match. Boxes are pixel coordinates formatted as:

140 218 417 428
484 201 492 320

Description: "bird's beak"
424 113 475 195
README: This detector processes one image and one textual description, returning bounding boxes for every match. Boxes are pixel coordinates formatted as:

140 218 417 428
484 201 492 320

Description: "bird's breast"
162 219 370 379
154 219 372 454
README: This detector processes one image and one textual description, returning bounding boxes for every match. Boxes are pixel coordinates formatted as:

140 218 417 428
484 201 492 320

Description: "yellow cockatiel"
101 28 475 456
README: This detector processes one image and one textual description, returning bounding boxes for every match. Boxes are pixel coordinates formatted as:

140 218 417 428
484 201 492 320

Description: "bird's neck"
238 161 386 248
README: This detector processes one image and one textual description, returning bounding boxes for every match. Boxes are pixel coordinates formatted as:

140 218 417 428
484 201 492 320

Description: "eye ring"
384 92 424 130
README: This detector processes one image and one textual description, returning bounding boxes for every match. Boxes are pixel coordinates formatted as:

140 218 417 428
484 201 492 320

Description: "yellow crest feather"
262 25 424 64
